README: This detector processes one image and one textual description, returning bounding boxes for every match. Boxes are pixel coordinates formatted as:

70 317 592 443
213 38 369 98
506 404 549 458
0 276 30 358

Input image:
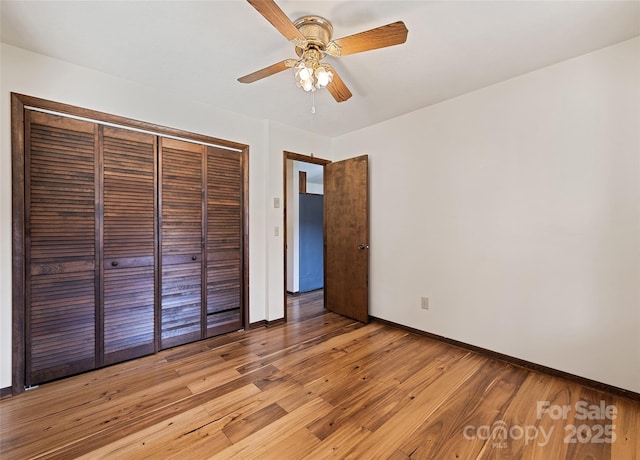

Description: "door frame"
282 151 331 322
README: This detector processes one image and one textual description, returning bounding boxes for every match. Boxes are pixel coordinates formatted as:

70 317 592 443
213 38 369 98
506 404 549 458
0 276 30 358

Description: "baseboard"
249 318 286 329
370 316 640 403
249 320 266 329
0 386 12 400
266 318 285 327
287 289 323 296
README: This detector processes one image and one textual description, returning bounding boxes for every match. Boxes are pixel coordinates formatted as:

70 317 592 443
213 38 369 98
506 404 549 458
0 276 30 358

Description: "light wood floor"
1 290 638 459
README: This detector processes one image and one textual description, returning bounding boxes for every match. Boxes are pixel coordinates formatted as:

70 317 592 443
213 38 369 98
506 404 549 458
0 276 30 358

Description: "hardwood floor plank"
302 422 372 460
397 360 529 458
309 331 416 405
236 320 373 376
493 375 578 460
222 402 288 443
307 373 399 441
338 353 487 458
564 388 613 459
185 367 245 395
264 427 322 459
611 396 640 460
350 346 471 434
40 365 282 459
75 405 231 459
208 397 334 459
1 290 638 460
1 379 193 460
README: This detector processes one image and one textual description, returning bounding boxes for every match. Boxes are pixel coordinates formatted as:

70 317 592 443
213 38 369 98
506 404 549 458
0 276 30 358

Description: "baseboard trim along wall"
370 316 640 403
249 320 266 329
266 318 286 327
249 318 286 329
0 386 12 400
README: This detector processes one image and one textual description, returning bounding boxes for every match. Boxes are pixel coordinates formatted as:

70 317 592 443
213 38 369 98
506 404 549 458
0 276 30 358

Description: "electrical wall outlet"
274 226 280 237
421 297 429 310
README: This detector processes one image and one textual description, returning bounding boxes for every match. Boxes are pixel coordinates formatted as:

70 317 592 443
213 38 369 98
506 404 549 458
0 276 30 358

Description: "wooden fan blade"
238 59 295 83
326 66 352 103
247 0 307 47
326 21 408 57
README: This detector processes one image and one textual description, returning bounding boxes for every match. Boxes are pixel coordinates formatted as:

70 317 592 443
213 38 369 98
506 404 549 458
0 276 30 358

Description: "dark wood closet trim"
22 110 32 387
241 151 250 333
10 93 250 396
371 315 640 403
16 94 247 152
282 151 331 323
11 93 26 396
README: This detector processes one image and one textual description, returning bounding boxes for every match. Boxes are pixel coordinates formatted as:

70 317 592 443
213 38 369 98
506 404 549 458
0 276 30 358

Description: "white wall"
306 181 323 195
333 37 640 392
286 160 300 293
0 44 332 389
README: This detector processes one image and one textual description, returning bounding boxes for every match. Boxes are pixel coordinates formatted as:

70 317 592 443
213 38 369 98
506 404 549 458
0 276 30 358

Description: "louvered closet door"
206 147 243 336
102 126 157 364
25 111 98 385
160 138 204 349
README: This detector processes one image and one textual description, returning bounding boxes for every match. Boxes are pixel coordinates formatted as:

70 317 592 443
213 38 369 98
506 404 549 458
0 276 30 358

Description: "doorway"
283 151 370 324
283 152 330 322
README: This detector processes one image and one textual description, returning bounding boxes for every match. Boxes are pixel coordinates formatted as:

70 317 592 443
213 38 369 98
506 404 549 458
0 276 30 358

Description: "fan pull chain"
311 90 316 114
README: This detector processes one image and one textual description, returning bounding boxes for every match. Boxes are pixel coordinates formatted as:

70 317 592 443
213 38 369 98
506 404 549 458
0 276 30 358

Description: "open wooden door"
324 155 369 323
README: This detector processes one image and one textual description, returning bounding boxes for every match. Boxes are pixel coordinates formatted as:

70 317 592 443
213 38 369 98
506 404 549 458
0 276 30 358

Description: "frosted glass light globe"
299 67 311 81
315 67 329 87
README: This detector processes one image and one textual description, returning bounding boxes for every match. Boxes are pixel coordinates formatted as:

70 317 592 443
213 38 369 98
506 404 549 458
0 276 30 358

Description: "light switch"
274 226 280 236
274 197 280 208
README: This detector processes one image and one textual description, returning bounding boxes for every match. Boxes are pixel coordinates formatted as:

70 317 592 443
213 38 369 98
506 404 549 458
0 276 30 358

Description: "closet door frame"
11 93 250 395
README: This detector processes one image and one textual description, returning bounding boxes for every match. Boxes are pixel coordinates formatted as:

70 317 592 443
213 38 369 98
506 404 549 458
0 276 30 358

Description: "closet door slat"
206 147 243 336
160 138 204 349
26 111 98 385
102 126 157 364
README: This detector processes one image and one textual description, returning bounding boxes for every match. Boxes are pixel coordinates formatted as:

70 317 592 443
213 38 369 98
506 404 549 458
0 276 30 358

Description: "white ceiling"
2 1 639 137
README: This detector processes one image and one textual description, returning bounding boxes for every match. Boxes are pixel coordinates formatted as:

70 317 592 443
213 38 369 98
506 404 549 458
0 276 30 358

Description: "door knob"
358 244 369 250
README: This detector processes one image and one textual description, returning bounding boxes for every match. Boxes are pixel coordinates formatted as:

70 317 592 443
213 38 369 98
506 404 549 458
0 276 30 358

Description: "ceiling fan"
238 0 409 102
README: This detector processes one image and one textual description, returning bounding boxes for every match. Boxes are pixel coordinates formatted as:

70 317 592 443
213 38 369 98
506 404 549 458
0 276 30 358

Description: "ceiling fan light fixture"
302 77 314 92
300 67 311 81
315 65 333 88
294 51 333 92
294 61 313 91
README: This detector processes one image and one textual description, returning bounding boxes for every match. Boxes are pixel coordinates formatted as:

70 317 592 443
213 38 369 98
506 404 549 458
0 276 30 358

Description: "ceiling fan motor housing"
294 16 334 54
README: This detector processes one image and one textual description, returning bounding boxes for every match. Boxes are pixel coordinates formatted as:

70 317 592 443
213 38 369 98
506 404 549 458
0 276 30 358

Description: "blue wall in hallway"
299 193 323 292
